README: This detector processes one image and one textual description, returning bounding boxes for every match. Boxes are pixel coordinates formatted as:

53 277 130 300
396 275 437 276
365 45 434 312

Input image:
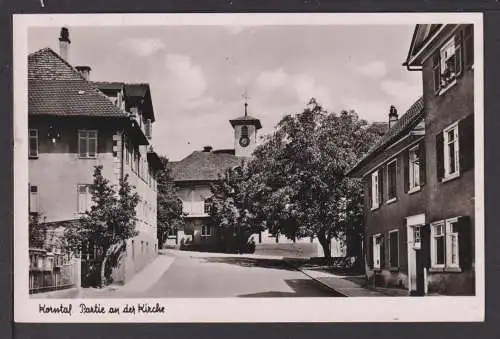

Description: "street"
73 250 343 298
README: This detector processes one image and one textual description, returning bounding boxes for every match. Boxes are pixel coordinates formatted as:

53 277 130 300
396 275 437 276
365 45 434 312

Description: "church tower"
229 99 262 157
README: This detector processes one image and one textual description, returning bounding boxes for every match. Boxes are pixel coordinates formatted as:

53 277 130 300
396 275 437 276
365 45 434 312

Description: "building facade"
348 24 475 296
28 28 163 286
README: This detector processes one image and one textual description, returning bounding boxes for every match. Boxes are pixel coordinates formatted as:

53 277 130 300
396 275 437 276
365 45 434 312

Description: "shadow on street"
200 256 299 271
238 278 344 297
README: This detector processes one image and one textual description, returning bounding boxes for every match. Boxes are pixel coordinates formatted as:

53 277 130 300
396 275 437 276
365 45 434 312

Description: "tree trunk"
318 232 331 260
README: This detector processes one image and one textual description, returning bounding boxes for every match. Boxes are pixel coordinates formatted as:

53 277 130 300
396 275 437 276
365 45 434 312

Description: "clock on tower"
229 100 262 157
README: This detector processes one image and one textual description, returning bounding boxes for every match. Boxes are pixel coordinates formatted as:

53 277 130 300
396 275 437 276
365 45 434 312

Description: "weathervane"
242 88 250 117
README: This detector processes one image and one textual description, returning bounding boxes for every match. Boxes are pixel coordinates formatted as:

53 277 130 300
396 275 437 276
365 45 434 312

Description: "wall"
421 29 475 295
234 124 257 157
363 139 427 288
29 118 116 222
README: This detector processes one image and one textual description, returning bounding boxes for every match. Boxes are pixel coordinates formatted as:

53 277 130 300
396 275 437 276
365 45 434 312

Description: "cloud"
120 37 166 57
164 53 208 103
255 68 289 91
254 68 335 108
380 79 421 103
352 60 388 78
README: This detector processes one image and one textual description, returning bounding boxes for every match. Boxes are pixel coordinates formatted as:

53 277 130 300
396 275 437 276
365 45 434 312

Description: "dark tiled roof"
347 97 424 176
171 151 244 182
229 115 262 129
28 48 128 118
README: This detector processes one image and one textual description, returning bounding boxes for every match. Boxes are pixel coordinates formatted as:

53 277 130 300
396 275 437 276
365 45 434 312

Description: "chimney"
75 66 91 80
389 105 398 129
203 145 213 152
59 27 71 62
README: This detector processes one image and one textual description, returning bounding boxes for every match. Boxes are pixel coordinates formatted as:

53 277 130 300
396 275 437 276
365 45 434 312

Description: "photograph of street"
26 20 477 300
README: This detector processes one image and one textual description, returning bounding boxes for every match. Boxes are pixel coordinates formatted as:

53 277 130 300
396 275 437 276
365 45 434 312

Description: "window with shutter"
373 234 382 269
367 235 374 269
418 142 426 187
436 31 465 95
432 53 441 93
378 167 384 206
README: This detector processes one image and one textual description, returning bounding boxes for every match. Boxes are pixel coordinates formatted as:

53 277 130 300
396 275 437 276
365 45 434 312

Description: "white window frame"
409 145 421 192
438 36 459 95
203 199 211 214
29 129 38 158
371 171 379 210
78 130 98 159
445 217 460 269
430 221 446 269
388 229 399 268
386 159 397 203
201 225 212 237
443 122 460 181
373 233 382 269
77 184 92 214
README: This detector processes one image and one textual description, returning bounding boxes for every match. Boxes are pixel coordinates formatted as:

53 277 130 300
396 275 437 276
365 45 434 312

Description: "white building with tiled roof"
28 28 164 287
169 102 262 249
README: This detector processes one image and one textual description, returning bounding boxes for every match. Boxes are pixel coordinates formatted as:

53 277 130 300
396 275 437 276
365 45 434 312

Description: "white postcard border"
13 12 485 323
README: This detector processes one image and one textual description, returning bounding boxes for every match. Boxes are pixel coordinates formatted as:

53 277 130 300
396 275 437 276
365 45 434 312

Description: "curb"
283 261 349 297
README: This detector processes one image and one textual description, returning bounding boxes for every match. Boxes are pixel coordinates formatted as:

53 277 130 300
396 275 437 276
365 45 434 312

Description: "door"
408 225 425 295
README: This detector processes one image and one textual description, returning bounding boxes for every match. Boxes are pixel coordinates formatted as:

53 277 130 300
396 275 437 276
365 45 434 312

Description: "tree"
244 99 381 259
65 165 140 286
29 213 46 249
207 163 262 253
157 156 184 249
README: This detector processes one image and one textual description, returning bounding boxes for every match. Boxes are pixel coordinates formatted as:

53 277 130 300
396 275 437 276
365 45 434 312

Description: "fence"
29 248 80 294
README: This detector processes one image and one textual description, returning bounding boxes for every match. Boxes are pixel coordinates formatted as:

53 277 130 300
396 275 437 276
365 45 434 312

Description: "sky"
28 25 422 161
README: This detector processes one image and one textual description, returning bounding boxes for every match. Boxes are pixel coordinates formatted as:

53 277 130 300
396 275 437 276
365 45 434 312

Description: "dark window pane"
436 236 445 265
390 232 399 267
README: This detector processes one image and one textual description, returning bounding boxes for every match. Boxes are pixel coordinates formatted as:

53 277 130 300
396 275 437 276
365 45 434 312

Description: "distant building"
170 104 261 249
28 28 164 287
348 24 475 295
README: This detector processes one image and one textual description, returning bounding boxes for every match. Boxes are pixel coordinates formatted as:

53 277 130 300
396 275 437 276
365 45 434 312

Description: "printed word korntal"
39 304 72 315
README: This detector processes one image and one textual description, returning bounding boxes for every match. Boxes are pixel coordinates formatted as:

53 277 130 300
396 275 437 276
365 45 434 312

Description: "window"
29 185 38 213
29 129 38 158
409 145 420 191
371 171 379 209
373 234 382 269
433 28 474 95
443 123 460 179
124 137 130 165
77 184 92 213
241 125 248 138
387 159 397 202
201 225 212 237
431 219 461 269
389 230 399 268
203 199 211 214
446 218 460 268
78 130 97 158
431 222 446 267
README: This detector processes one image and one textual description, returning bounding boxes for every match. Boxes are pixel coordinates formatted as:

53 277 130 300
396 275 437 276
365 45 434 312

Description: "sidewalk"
293 267 409 297
31 254 175 299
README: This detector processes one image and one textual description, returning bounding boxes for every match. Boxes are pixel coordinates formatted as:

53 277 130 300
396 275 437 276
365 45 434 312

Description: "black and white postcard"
13 13 484 322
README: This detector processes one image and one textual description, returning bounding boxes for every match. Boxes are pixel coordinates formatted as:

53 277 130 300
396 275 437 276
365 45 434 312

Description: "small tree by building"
29 213 46 249
65 165 140 286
